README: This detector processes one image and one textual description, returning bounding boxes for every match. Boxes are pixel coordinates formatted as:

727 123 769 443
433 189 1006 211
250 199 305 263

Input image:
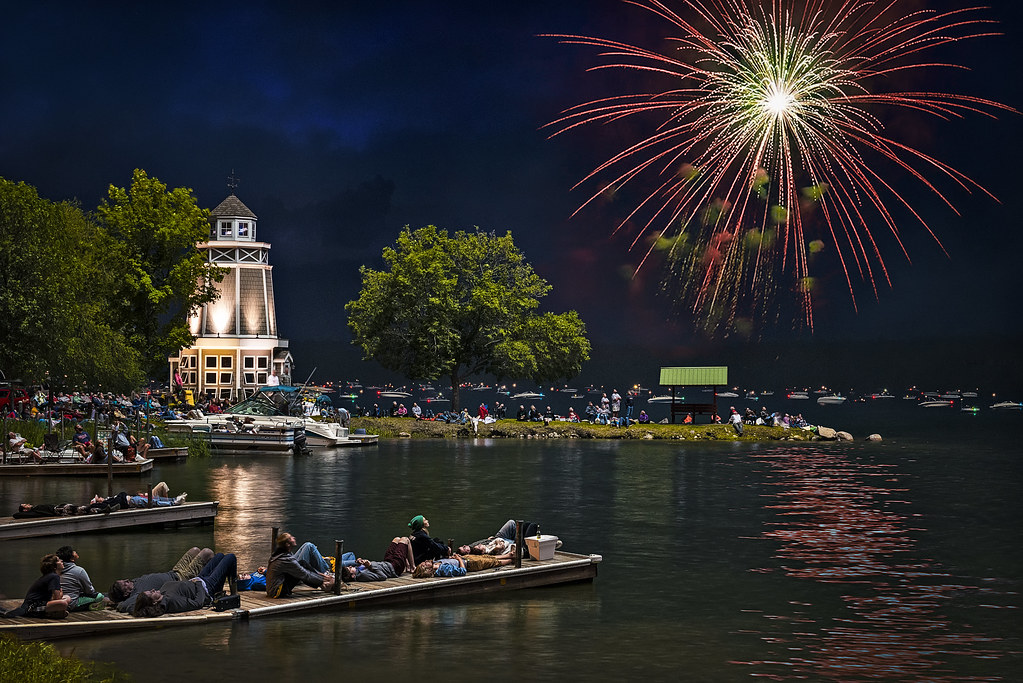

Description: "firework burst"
546 0 1014 335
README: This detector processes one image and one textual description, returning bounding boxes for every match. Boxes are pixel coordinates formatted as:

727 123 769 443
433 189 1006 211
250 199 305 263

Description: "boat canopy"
226 385 333 417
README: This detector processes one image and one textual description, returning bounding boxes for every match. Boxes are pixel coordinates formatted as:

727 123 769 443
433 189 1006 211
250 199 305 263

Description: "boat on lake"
919 399 954 408
511 391 544 400
991 401 1023 410
816 394 847 406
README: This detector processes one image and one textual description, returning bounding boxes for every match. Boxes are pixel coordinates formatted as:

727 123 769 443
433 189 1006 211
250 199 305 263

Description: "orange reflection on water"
737 447 1008 681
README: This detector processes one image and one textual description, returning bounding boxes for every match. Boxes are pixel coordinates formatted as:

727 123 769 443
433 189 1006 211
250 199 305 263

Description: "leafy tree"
96 169 222 377
0 178 143 389
346 226 590 410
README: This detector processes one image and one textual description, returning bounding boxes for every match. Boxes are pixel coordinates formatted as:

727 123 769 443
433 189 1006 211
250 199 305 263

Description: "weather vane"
227 169 240 193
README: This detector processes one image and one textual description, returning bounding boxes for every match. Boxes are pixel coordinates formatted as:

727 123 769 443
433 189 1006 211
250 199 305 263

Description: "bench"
669 402 719 422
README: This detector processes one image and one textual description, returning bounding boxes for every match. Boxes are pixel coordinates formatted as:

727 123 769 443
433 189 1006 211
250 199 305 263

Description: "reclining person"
265 532 335 597
341 537 416 582
412 555 467 578
110 547 214 612
131 553 237 618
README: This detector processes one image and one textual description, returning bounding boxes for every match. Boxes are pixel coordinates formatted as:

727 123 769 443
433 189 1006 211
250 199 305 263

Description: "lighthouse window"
219 221 233 238
237 222 249 237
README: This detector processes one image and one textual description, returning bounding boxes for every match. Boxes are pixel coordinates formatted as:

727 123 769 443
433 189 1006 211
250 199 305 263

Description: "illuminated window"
219 221 233 238
237 222 249 237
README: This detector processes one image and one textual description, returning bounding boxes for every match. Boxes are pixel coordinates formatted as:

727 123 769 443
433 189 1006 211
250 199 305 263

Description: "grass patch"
351 417 815 441
0 634 128 682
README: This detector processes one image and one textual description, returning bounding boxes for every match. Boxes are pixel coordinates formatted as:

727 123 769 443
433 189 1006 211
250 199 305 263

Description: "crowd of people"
1 514 557 620
12 482 187 518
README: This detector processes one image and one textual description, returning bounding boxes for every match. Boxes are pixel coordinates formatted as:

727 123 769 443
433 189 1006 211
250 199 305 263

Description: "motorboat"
991 401 1023 410
868 392 895 400
816 394 847 406
716 391 738 398
919 399 954 408
786 391 810 400
511 391 544 400
647 395 677 404
378 390 412 399
165 386 375 451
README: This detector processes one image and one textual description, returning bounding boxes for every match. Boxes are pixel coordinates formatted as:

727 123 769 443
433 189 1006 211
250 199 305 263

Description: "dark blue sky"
2 1 1020 384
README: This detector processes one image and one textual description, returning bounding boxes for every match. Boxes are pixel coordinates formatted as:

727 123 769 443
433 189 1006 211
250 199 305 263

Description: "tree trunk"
450 368 461 413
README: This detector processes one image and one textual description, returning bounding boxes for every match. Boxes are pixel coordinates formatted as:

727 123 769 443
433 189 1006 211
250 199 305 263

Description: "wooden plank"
0 502 219 541
0 552 601 640
0 460 154 477
147 447 188 461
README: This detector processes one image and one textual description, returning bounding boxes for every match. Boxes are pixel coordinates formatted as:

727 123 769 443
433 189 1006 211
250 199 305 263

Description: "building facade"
168 193 293 401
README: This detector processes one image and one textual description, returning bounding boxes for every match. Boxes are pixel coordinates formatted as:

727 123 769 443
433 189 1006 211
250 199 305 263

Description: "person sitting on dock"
408 515 452 565
71 424 94 458
341 537 417 582
56 545 105 611
110 547 215 612
1 554 71 618
265 532 336 597
85 442 108 464
6 431 44 463
411 555 467 578
131 552 237 618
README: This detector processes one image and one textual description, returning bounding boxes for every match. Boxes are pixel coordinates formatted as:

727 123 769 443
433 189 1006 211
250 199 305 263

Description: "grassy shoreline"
351 417 829 441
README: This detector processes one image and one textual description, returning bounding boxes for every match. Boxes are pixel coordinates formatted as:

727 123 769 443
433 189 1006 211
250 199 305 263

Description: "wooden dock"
0 501 219 541
147 447 189 461
0 550 601 640
0 459 154 477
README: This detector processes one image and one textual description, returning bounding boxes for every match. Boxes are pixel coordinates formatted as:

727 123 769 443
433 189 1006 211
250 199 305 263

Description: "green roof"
659 366 728 386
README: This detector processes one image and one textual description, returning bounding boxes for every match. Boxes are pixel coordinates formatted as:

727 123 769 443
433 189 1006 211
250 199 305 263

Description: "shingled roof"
210 194 257 219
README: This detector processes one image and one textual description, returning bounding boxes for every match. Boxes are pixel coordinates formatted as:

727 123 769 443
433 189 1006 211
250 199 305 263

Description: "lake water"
1 402 1020 681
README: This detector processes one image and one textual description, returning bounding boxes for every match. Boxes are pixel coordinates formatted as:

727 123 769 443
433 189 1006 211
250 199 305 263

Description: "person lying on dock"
408 515 452 565
457 519 543 558
237 566 267 591
57 545 105 611
1 553 71 619
265 532 336 597
131 552 237 618
87 481 187 512
411 555 467 578
13 502 79 518
110 547 215 612
340 537 417 582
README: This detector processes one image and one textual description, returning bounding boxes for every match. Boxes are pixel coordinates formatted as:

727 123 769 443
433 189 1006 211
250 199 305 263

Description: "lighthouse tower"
169 190 293 401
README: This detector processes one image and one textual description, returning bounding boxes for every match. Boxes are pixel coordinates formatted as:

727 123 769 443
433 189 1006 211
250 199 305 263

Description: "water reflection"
741 445 1010 681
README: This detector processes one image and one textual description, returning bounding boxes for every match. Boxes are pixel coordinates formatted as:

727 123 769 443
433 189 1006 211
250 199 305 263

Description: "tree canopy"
346 226 590 410
0 170 220 390
96 169 221 377
0 178 143 389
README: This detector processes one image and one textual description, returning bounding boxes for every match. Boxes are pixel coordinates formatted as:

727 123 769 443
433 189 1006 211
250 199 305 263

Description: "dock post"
147 483 154 508
271 526 279 554
334 539 343 594
514 520 523 569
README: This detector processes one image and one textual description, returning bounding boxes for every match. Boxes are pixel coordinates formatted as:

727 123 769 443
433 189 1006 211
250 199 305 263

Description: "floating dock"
147 447 189 461
0 459 154 477
0 550 601 640
0 501 219 541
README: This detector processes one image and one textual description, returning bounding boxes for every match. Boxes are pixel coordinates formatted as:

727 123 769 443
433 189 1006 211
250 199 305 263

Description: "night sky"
3 1 1021 390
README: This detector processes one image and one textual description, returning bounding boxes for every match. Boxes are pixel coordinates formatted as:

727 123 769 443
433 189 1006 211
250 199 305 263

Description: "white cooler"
525 534 559 560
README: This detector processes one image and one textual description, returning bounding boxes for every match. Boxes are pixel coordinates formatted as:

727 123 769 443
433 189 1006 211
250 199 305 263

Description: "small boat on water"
166 386 376 451
716 391 738 398
991 401 1023 410
510 391 544 400
816 394 847 406
868 392 896 400
646 395 677 404
786 391 810 400
378 390 412 399
919 399 954 408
